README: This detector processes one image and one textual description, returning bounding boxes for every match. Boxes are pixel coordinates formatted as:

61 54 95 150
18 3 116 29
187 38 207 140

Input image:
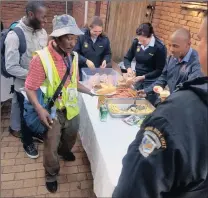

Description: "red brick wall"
72 1 108 29
152 1 206 52
1 1 66 33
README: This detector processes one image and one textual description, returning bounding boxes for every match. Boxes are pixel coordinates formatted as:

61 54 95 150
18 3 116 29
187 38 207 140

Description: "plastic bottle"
50 106 57 120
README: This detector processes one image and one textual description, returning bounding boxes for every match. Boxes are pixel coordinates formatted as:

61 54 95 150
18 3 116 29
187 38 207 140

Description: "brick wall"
152 1 206 51
72 1 108 29
1 1 66 33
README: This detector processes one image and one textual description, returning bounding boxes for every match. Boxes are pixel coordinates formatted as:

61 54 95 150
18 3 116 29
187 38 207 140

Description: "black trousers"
16 91 33 146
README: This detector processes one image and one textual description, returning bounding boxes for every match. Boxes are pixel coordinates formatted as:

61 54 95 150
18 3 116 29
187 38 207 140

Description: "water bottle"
50 106 57 120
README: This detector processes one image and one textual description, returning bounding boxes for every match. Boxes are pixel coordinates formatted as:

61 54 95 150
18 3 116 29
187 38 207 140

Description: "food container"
81 68 120 89
106 98 155 118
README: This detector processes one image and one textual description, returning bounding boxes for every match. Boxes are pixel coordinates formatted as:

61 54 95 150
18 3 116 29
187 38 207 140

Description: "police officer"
113 15 208 198
73 16 112 77
139 28 203 100
124 23 167 104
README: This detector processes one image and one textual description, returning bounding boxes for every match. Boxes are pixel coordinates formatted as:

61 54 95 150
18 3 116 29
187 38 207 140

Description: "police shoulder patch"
139 127 167 158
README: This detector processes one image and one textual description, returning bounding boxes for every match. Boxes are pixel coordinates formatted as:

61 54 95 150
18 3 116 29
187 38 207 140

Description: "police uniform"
144 48 203 94
124 36 167 104
124 36 167 80
73 28 112 76
113 77 208 198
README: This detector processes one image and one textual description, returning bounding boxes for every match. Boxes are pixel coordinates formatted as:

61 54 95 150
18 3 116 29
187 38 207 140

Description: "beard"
30 17 42 30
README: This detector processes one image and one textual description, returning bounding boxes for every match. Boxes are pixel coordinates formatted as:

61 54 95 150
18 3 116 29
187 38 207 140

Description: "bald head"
171 28 191 42
169 28 191 59
198 15 207 75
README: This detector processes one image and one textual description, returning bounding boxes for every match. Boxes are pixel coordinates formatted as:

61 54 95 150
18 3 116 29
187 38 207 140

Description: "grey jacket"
4 17 48 91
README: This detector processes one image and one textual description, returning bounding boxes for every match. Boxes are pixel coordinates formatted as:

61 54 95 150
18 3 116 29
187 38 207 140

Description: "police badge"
84 42 88 48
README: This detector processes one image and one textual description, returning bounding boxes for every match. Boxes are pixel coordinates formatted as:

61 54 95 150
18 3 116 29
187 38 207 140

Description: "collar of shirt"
175 48 193 64
139 36 155 51
91 37 97 43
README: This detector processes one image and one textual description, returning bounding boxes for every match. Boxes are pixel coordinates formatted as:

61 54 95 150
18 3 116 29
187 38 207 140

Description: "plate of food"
92 83 117 96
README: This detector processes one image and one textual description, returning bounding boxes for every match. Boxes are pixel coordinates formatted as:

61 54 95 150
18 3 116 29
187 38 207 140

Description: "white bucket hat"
50 14 84 37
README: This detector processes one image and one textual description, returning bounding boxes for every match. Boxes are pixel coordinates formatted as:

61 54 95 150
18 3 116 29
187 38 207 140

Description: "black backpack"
1 21 26 78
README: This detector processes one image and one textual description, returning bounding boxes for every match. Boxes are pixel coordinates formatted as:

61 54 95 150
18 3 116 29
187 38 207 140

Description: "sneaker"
58 151 76 161
33 133 44 143
46 181 58 193
9 127 22 138
23 143 39 159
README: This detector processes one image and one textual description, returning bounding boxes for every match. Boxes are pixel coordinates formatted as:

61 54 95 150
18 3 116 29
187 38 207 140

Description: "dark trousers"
16 91 33 146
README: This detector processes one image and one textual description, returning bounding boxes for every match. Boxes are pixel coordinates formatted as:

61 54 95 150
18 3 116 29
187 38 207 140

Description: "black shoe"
58 151 76 161
33 133 44 143
9 127 22 138
46 181 58 193
23 143 39 159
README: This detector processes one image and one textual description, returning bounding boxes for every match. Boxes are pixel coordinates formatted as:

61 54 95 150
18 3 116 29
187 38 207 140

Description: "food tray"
81 68 120 89
106 98 155 118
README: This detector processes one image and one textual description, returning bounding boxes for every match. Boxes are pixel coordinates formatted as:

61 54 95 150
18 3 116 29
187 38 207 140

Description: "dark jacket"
124 37 167 79
145 49 203 93
113 77 208 198
73 28 112 68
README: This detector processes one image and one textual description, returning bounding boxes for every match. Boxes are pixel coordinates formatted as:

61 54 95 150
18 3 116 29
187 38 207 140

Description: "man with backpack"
3 1 48 158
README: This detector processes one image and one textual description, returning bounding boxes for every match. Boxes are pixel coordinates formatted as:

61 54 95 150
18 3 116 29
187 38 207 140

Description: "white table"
79 94 139 197
1 75 13 102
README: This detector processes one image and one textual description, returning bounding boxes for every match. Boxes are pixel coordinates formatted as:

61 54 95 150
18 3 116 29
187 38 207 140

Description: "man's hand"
37 106 53 129
137 89 147 98
100 60 107 68
133 75 145 83
127 68 133 75
86 59 95 69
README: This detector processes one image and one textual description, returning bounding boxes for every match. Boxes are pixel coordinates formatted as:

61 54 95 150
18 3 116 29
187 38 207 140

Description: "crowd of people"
1 0 207 196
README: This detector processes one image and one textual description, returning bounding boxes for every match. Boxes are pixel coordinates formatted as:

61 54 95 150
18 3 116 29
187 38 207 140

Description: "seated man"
139 28 203 99
25 15 94 193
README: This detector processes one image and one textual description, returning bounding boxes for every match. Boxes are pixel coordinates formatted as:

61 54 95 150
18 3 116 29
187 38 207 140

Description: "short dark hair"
136 23 154 38
25 1 45 15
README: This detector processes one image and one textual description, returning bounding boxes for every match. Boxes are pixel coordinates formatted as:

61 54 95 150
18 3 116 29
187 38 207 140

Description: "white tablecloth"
79 94 139 197
1 75 13 102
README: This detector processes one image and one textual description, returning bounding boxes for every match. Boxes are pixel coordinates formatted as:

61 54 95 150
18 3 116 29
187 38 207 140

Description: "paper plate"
91 89 116 96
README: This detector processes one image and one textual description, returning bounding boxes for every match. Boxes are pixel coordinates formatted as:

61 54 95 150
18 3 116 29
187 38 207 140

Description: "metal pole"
66 1 68 14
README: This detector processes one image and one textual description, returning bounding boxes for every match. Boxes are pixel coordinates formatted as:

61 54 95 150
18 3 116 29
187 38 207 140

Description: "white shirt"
140 36 155 51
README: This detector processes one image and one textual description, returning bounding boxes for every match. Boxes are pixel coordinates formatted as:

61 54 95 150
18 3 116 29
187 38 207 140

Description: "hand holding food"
100 60 107 68
159 90 170 102
133 75 145 83
86 59 95 69
153 85 163 94
137 89 147 98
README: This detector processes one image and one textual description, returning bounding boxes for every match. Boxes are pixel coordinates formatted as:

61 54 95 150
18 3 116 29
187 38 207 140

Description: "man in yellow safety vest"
25 14 94 193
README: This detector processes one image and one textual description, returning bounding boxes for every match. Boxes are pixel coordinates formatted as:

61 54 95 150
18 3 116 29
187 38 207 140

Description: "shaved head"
168 28 191 60
171 28 191 42
198 16 207 75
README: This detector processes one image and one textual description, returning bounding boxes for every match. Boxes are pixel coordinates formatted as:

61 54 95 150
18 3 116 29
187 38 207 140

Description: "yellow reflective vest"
35 47 79 120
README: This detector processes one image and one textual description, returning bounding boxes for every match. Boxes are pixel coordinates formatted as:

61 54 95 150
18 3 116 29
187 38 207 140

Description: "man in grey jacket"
4 1 48 158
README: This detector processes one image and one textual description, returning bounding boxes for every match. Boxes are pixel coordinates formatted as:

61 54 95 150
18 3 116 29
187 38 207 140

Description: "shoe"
58 151 76 161
33 133 44 143
23 143 39 159
46 181 58 193
9 127 21 138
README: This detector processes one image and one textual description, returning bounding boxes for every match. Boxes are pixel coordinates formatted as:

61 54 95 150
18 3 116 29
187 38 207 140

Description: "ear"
28 11 34 18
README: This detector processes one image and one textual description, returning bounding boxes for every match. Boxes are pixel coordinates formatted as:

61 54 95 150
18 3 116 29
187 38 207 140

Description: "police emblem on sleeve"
139 127 167 158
